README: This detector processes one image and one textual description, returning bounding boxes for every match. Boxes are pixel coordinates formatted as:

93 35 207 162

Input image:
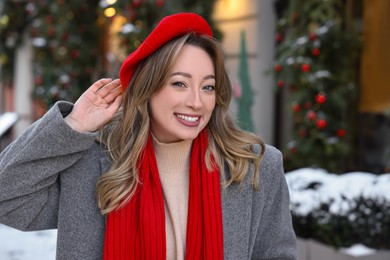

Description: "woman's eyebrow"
169 72 192 78
170 72 215 80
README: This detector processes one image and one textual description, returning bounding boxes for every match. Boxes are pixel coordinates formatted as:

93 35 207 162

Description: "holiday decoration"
277 79 285 88
29 1 102 108
274 0 361 173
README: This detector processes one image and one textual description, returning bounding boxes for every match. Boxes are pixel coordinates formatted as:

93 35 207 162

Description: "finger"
96 79 121 97
103 85 123 104
107 94 123 116
89 78 113 93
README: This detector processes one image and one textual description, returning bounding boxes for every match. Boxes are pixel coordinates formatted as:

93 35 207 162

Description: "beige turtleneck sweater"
152 137 192 260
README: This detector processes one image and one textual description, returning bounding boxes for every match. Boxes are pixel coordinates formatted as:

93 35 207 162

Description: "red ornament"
290 146 297 154
132 0 143 8
316 119 327 129
31 28 38 37
34 76 43 85
48 26 56 37
308 33 317 41
71 50 80 59
337 129 346 138
277 80 285 88
292 103 301 112
304 101 312 109
299 129 307 138
306 110 316 121
275 33 284 43
301 63 311 73
312 48 320 56
61 33 69 41
156 0 164 7
315 92 326 104
274 64 283 72
46 15 54 23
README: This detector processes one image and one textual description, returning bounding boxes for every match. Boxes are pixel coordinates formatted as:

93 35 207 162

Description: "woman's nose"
185 88 203 110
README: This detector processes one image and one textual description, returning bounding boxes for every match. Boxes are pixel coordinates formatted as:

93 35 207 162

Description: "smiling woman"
0 13 297 260
149 44 216 143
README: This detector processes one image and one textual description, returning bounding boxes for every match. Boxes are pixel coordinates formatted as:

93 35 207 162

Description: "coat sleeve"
0 101 98 231
251 146 298 260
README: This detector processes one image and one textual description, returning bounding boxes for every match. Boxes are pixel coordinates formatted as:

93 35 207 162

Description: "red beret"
119 13 213 90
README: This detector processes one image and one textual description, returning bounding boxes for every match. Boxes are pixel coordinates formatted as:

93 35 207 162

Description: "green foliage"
274 0 361 173
29 0 102 107
292 197 390 249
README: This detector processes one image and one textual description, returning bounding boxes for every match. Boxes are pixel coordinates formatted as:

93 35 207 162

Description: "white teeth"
176 114 199 122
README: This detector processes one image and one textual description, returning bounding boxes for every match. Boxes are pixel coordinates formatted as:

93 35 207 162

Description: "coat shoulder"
252 143 283 163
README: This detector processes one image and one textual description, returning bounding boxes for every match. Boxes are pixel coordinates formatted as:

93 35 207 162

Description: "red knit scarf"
103 130 224 259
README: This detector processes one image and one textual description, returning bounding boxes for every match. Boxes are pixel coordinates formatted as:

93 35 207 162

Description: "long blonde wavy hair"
97 33 265 214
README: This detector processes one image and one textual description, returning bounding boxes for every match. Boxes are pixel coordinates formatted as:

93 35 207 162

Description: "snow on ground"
0 224 56 260
285 168 390 216
340 244 377 257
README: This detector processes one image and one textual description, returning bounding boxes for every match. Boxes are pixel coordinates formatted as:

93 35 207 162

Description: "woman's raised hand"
64 78 123 132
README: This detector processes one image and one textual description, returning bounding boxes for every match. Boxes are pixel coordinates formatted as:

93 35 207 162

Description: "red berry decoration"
301 63 311 73
34 76 43 85
304 101 312 109
132 0 143 7
274 64 283 72
337 129 346 138
308 33 317 41
277 80 285 88
312 48 320 56
275 33 284 43
46 15 54 23
292 103 301 112
156 0 164 7
316 119 327 129
31 28 38 37
290 146 297 154
71 50 80 59
315 92 326 104
306 110 316 121
299 129 307 138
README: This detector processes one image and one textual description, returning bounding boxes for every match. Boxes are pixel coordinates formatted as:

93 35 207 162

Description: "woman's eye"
203 85 215 91
172 81 186 88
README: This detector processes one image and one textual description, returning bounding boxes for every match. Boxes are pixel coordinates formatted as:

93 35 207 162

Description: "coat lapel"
221 178 253 259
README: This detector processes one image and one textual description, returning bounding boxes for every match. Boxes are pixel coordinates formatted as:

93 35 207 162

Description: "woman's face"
149 44 216 143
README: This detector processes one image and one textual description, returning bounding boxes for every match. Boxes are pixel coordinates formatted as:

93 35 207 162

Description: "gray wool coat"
0 102 297 260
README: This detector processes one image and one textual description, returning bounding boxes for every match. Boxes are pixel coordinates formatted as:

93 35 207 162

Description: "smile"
175 114 200 122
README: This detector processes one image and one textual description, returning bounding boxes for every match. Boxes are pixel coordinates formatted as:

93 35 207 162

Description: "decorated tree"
273 0 361 173
28 0 102 110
